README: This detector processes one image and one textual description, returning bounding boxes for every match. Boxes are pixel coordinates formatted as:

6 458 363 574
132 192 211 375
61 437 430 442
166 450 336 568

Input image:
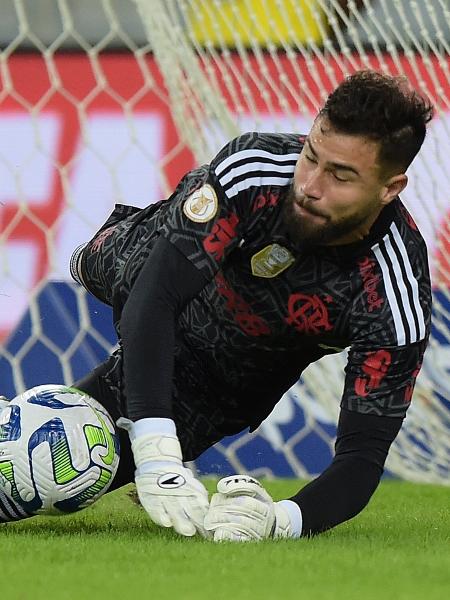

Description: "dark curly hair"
320 70 434 172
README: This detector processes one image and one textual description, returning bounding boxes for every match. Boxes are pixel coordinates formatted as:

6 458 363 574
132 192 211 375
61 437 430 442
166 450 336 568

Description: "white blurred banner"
1 54 449 339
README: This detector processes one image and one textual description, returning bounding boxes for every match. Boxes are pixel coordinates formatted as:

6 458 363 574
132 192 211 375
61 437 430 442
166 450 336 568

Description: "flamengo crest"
285 292 333 334
251 244 295 278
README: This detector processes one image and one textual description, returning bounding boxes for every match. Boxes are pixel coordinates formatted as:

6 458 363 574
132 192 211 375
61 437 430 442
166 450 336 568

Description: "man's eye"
305 154 317 163
333 173 348 182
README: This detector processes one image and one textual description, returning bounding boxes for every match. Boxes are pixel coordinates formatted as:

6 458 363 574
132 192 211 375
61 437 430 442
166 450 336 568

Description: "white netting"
0 2 180 406
0 0 449 483
131 0 450 483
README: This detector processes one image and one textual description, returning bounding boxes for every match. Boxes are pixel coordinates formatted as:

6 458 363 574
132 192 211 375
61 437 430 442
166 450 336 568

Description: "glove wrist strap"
117 417 182 467
132 433 183 468
117 416 176 440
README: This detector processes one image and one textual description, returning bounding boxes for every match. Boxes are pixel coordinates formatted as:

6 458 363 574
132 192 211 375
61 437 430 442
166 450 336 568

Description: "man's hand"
118 418 209 537
204 475 298 541
135 458 209 537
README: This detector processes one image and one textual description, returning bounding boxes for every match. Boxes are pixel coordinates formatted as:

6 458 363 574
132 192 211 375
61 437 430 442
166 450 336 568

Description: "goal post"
0 0 449 484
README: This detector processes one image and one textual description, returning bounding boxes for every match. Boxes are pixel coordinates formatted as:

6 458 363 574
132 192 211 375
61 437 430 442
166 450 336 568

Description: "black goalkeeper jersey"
79 132 431 431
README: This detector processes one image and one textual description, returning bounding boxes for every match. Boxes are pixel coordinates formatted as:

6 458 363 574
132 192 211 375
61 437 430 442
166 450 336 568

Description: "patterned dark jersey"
78 132 431 429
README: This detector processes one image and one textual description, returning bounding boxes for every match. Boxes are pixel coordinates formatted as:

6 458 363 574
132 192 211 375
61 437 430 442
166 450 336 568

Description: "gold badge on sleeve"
251 244 295 278
183 184 218 223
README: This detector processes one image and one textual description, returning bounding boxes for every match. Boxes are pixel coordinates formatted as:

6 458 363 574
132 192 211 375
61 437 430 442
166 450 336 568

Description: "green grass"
1 480 449 600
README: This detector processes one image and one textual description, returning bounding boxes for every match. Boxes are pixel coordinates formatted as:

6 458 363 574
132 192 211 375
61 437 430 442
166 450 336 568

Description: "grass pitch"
1 479 449 600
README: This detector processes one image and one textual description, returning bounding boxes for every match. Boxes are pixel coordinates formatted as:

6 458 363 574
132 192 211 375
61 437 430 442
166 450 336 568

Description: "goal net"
0 0 449 484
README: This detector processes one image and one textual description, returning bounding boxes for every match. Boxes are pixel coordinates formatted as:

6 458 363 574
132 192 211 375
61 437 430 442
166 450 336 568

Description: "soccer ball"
0 384 120 515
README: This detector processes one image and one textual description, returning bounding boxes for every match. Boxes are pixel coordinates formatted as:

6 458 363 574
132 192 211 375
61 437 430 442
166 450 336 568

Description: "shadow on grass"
1 502 208 543
0 517 209 542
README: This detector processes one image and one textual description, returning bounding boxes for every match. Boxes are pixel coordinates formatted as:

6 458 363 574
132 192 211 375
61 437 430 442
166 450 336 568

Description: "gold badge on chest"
251 243 295 278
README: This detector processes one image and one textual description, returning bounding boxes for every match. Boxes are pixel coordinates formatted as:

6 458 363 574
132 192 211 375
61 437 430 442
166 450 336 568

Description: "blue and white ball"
0 384 120 515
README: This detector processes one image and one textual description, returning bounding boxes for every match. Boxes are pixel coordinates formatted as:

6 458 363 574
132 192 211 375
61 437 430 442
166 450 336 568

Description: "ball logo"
183 184 218 223
157 473 186 489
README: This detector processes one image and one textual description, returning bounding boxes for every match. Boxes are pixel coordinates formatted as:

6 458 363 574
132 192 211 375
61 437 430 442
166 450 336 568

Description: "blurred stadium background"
0 0 449 483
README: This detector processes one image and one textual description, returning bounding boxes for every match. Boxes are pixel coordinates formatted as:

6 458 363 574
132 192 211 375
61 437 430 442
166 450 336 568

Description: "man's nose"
302 168 324 200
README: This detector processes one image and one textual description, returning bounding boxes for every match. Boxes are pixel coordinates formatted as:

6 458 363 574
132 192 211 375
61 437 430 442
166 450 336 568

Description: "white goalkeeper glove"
118 417 209 537
204 475 303 542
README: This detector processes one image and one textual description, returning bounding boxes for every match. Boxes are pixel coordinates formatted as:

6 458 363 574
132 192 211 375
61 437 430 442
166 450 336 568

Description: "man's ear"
381 174 408 206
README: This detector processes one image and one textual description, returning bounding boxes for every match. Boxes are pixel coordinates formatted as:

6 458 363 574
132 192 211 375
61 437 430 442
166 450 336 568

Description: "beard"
282 185 374 248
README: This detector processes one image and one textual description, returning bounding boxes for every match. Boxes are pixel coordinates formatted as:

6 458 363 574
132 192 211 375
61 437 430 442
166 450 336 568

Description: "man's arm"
116 235 213 536
120 132 270 419
205 341 428 541
204 409 402 540
118 235 208 420
289 339 427 535
114 132 300 535
290 408 402 536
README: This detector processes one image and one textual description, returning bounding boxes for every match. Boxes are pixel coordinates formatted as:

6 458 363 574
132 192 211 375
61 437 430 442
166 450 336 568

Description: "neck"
324 206 384 247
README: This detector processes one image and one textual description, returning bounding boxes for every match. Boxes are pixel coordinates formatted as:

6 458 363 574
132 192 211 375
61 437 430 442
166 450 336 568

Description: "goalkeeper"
8 70 434 540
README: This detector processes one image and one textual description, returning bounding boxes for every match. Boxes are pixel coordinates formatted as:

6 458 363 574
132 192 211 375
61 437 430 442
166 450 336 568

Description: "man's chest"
210 240 355 345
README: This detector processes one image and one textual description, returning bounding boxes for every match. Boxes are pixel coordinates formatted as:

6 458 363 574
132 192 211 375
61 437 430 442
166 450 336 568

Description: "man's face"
283 116 397 247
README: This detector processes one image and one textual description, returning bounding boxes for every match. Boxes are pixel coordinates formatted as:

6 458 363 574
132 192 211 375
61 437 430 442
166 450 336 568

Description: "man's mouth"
295 201 326 219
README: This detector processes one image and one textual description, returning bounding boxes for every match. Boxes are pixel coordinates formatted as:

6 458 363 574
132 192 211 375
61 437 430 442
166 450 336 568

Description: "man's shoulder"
366 198 429 262
212 131 304 172
350 198 431 349
381 198 430 273
392 199 428 247
232 131 306 152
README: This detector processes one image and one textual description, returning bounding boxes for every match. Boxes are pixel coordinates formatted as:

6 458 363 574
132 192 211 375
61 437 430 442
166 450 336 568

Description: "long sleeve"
119 235 208 421
289 408 403 536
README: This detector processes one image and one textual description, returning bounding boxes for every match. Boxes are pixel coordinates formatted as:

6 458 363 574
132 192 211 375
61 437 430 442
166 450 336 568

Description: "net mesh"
0 0 449 482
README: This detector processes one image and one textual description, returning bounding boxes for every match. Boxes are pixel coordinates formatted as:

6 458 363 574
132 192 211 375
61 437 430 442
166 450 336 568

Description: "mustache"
294 195 328 218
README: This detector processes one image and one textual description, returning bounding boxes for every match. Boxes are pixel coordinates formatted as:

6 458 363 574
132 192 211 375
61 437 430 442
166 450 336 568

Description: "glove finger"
139 495 206 537
204 510 256 536
205 495 273 539
183 498 212 538
204 506 244 530
165 500 196 537
142 499 173 528
135 475 173 527
185 503 209 535
217 476 273 504
207 495 270 523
